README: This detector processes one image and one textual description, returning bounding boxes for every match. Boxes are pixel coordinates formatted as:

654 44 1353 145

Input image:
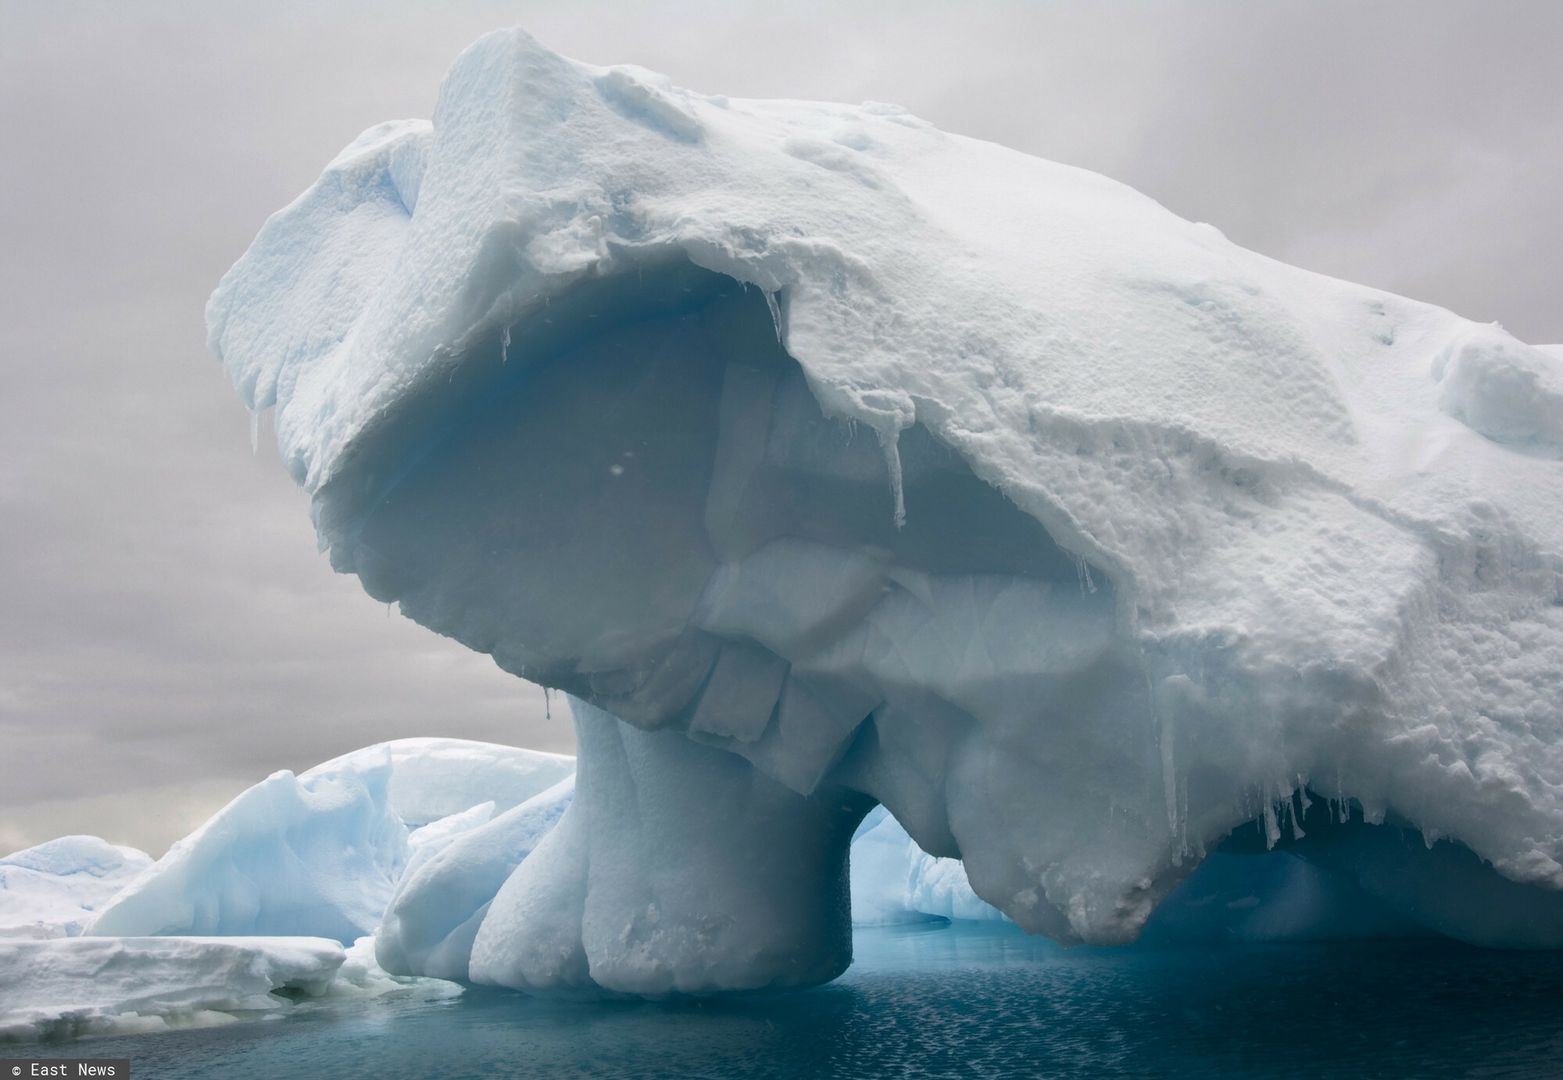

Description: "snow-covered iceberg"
207 29 1563 992
0 837 152 940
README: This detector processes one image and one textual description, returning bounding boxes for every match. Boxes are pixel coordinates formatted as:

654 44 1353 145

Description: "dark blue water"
24 924 1563 1078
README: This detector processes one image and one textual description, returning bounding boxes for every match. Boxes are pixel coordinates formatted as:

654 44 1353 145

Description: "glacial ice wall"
208 29 1563 991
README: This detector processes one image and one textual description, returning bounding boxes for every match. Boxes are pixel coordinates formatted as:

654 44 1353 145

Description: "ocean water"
24 923 1563 1078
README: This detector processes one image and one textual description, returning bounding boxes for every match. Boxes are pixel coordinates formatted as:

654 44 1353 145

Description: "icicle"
1289 789 1306 841
1159 713 1178 838
1178 773 1190 857
500 325 511 365
764 291 783 343
1262 796 1280 849
543 686 552 721
877 426 906 528
248 408 260 455
1074 556 1098 596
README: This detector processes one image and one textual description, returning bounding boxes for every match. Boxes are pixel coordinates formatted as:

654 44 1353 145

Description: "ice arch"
209 29 1563 993
325 269 1151 988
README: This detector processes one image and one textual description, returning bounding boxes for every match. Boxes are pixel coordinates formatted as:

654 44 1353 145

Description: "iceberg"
0 836 153 940
87 762 405 943
851 807 1003 926
85 739 570 944
207 29 1563 992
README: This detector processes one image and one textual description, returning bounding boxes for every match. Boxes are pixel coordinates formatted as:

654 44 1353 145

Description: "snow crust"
0 836 152 939
206 28 1563 988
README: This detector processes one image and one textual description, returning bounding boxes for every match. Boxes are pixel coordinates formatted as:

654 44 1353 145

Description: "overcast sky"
1 0 1559 855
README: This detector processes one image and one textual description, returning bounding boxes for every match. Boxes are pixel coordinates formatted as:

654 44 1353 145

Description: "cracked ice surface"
208 30 1563 990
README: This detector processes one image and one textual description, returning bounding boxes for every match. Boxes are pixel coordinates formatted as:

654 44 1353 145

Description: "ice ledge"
0 936 345 1041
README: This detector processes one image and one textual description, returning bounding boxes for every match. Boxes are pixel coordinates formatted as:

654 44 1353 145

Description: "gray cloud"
1 0 1558 853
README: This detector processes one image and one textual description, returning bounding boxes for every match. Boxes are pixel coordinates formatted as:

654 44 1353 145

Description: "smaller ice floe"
88 761 406 943
0 836 152 940
0 936 344 1042
85 739 574 944
303 738 574 827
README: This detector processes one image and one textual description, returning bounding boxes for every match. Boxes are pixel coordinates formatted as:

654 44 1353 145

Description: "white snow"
0 936 344 1041
0 836 152 939
205 28 1563 991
